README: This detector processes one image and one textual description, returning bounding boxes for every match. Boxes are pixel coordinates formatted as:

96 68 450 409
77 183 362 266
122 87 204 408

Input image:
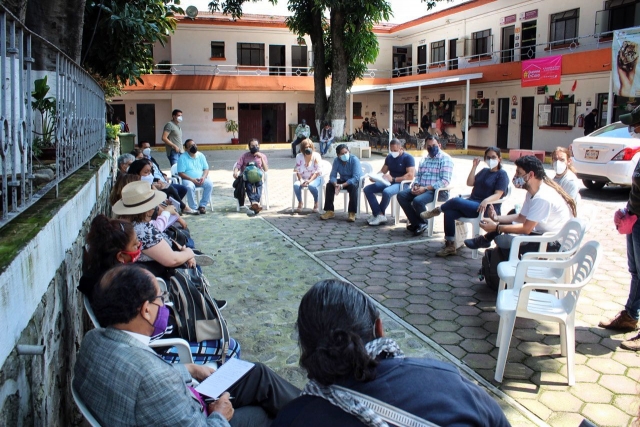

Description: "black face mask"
304 148 312 155
189 145 198 154
250 146 259 154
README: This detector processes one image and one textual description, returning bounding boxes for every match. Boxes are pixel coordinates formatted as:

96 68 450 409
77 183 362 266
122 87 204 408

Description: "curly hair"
297 280 380 386
92 265 157 327
85 215 136 276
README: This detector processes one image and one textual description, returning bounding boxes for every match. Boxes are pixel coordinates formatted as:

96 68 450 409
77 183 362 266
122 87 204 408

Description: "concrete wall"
0 152 116 426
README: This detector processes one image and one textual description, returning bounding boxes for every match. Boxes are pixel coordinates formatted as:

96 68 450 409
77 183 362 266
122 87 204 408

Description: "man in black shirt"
583 108 598 136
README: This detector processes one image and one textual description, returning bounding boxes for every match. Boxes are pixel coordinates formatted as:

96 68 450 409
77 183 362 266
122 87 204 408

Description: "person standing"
363 139 415 226
291 119 311 158
396 135 453 236
460 115 472 142
583 108 598 136
177 139 213 215
369 112 379 130
320 144 361 222
162 109 184 166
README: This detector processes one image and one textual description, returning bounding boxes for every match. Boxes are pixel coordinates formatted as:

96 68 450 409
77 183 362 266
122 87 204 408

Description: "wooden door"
297 103 318 138
238 104 262 145
496 98 509 149
136 104 156 145
520 97 534 150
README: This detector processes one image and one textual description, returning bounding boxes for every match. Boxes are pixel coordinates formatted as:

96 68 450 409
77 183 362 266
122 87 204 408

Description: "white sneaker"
376 214 388 224
366 214 376 224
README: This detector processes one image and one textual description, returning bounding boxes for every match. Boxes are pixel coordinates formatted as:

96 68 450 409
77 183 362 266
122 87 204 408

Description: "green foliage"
31 76 57 156
225 119 239 137
106 123 120 141
82 0 184 87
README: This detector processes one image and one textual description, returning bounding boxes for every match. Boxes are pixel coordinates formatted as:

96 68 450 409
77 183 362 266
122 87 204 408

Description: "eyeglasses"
486 155 499 160
150 291 170 305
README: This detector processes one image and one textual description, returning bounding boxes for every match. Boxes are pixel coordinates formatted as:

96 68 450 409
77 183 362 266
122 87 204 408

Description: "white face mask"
140 174 154 184
390 151 400 158
486 159 499 169
553 160 567 175
142 148 151 158
176 116 183 123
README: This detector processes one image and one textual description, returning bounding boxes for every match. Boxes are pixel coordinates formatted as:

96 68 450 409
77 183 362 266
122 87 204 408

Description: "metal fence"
0 5 105 228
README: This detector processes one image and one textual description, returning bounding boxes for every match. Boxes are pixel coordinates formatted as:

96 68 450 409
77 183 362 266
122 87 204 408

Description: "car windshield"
589 122 629 138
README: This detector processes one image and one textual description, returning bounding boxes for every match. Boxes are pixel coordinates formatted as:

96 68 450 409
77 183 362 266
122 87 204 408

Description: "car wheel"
582 179 607 191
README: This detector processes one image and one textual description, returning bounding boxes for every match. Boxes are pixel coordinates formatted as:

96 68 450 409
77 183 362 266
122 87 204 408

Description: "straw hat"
112 181 166 215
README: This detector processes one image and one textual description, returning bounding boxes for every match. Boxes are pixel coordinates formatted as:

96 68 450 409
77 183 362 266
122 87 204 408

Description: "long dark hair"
297 280 380 385
484 146 502 169
127 158 152 176
515 155 577 217
85 214 135 275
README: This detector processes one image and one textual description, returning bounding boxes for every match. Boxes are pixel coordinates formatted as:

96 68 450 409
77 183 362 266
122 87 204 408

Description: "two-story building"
113 0 636 153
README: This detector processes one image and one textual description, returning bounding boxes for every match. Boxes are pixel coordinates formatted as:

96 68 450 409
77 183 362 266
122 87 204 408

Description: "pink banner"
521 56 562 87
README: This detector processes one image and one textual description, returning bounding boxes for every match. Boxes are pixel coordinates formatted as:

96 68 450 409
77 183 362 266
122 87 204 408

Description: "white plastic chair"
332 162 372 214
494 241 602 385
291 159 330 212
72 382 102 427
235 171 269 212
82 294 194 364
497 218 588 290
457 185 512 259
171 164 213 212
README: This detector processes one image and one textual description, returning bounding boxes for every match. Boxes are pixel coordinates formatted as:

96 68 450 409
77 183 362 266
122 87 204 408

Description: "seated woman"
293 139 323 213
79 214 240 364
109 173 139 208
128 158 191 214
421 146 509 257
272 280 509 427
552 146 580 203
233 138 269 215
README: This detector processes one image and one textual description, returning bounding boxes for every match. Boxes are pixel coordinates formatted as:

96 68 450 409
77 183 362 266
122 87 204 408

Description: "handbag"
167 268 230 362
165 225 190 249
614 208 637 234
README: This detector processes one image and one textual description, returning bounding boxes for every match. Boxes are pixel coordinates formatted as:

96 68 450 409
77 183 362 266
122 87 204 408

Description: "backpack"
123 122 130 132
243 162 263 184
168 268 230 361
479 247 508 291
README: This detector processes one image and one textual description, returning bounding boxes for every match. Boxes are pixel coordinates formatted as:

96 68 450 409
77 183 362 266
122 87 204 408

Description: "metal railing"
0 5 105 228
152 63 314 76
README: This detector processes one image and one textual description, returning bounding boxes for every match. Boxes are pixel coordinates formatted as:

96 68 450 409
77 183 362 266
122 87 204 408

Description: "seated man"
74 265 300 427
177 139 213 215
363 138 415 226
320 144 361 223
291 119 310 158
233 139 269 215
116 153 135 179
318 122 334 156
397 135 453 236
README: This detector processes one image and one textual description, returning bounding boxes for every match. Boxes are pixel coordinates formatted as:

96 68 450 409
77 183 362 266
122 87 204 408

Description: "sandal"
312 203 319 213
295 203 303 213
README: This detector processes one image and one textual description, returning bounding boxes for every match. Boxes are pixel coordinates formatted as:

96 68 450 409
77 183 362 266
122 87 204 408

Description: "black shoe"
214 299 227 310
406 224 418 232
413 223 428 236
464 236 491 250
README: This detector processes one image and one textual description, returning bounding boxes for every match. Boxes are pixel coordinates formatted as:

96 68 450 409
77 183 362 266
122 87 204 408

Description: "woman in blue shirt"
422 146 509 257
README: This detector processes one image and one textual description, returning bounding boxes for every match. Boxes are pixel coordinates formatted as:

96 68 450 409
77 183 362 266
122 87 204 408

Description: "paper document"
369 173 391 187
195 358 255 398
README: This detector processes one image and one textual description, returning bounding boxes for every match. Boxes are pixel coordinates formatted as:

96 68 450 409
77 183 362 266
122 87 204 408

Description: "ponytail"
543 176 577 217
85 215 135 274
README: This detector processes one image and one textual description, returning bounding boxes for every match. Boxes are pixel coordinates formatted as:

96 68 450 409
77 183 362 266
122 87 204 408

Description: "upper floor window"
430 40 445 65
237 43 265 66
609 0 640 32
211 41 225 58
550 9 579 46
472 29 491 56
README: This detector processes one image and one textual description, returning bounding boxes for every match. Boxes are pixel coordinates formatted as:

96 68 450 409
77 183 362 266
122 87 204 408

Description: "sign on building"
613 28 640 97
521 55 562 87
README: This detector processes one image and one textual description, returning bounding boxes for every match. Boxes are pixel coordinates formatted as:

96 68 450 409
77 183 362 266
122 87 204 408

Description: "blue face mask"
512 175 526 189
340 153 350 162
427 145 439 157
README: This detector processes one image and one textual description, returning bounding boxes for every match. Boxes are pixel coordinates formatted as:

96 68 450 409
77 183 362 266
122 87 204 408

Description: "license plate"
585 149 599 160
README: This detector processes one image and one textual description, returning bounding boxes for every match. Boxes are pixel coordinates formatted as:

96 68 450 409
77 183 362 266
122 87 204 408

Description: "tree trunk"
25 0 86 70
308 7 327 131
0 0 27 22
328 6 347 137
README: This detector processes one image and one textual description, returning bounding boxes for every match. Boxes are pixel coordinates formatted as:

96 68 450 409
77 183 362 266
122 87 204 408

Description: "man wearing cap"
177 139 213 215
291 119 311 158
74 265 300 427
320 144 361 222
583 109 598 136
599 105 640 349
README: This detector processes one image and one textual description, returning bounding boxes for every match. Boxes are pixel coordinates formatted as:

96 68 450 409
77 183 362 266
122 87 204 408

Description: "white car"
570 122 640 190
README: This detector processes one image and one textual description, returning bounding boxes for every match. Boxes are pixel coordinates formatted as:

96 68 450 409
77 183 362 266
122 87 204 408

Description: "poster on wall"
521 55 562 87
613 28 640 97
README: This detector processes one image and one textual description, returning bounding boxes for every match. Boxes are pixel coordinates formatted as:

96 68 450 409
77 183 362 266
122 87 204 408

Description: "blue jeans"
167 149 180 166
397 188 434 226
184 178 213 210
364 182 401 216
441 197 482 241
245 180 263 204
320 138 334 155
293 177 323 203
626 219 640 320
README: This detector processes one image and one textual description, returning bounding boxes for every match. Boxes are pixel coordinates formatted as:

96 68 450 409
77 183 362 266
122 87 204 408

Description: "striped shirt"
415 151 453 190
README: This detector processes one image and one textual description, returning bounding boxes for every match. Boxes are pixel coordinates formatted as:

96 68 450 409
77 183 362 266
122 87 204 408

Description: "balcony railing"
153 30 614 80
0 5 105 228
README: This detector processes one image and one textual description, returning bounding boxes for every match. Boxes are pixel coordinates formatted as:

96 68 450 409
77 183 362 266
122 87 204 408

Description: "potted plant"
31 76 56 159
225 119 239 144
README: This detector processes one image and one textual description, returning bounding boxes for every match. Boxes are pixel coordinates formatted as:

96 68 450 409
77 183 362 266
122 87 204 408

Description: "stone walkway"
159 145 637 427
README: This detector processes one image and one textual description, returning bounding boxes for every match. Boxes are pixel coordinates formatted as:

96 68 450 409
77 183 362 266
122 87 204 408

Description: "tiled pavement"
158 145 638 426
